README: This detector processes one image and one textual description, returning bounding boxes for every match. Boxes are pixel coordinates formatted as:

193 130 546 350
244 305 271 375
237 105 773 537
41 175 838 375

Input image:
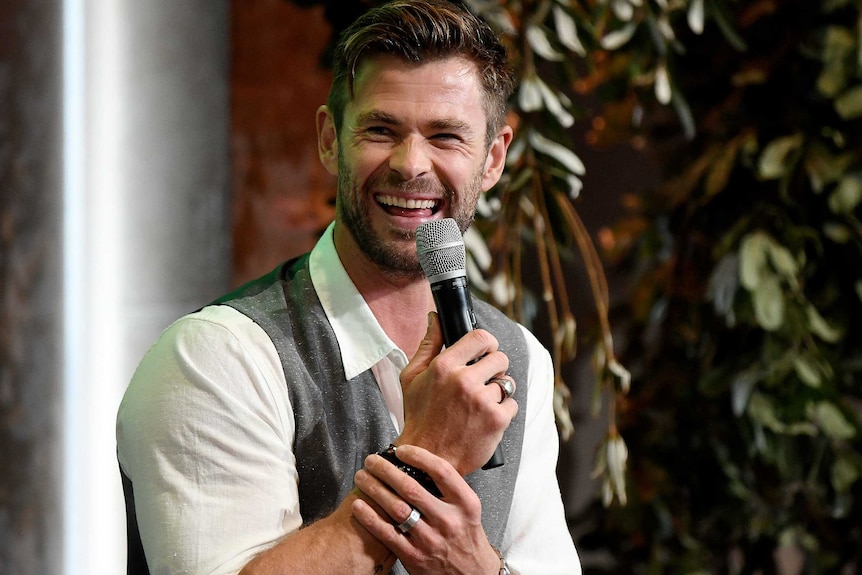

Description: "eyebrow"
427 118 472 134
355 110 399 127
354 110 474 135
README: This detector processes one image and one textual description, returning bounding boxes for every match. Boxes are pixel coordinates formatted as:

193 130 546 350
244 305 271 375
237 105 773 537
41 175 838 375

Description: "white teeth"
377 195 438 210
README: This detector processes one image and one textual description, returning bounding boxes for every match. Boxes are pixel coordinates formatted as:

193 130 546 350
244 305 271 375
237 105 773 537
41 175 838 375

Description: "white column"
63 1 230 574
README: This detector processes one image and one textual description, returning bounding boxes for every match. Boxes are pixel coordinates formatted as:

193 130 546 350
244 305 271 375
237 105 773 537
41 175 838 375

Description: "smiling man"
116 1 581 574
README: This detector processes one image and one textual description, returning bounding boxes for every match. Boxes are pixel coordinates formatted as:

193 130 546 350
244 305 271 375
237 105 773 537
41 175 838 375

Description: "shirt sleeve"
116 306 299 575
503 326 582 575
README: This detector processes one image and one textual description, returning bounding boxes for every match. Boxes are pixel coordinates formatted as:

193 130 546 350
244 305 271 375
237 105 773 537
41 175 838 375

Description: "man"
116 1 581 573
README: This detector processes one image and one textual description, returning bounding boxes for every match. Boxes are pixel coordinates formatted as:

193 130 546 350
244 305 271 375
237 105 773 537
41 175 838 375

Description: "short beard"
336 165 424 279
336 155 483 278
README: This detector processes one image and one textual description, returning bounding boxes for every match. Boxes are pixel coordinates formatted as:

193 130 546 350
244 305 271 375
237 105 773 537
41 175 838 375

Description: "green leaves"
738 231 844 346
829 174 862 214
816 26 855 97
552 5 585 56
808 402 856 441
739 232 797 331
579 0 862 568
757 134 804 181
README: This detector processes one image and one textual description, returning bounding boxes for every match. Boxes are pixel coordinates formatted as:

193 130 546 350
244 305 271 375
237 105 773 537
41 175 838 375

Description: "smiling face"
317 55 511 280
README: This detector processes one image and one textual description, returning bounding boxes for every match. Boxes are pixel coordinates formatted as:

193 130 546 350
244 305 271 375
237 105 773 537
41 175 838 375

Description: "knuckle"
491 407 513 429
489 350 510 371
472 329 498 350
428 355 453 378
400 481 426 503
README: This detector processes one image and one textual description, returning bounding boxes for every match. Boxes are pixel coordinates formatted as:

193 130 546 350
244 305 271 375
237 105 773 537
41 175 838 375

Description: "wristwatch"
376 444 442 498
492 546 511 575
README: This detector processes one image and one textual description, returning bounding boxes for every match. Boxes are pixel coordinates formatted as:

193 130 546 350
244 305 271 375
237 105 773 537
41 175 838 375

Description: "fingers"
352 447 476 543
399 312 444 385
352 453 438 559
354 446 501 573
388 445 478 507
398 314 518 475
441 328 502 369
351 494 419 560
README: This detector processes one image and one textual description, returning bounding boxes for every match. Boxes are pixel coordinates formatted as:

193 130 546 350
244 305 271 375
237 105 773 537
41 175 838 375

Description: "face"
317 55 511 278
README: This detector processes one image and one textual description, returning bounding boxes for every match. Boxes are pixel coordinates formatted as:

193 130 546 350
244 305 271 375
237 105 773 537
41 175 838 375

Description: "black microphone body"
430 276 477 348
417 219 505 470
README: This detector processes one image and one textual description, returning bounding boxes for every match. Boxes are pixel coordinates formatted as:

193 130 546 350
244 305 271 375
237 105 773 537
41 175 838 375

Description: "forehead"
346 55 488 129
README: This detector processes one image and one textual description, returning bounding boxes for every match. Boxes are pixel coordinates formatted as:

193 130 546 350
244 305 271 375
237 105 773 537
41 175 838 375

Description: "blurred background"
2 0 861 573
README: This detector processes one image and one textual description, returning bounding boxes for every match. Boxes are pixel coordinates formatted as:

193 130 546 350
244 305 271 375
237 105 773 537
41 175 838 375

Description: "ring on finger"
486 376 516 403
397 507 421 534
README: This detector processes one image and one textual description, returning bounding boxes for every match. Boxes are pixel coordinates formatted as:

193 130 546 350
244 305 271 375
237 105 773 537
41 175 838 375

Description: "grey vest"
220 255 529 572
122 254 530 575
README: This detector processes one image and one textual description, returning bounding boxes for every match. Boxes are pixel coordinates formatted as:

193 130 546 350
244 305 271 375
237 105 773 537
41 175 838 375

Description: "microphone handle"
430 277 505 470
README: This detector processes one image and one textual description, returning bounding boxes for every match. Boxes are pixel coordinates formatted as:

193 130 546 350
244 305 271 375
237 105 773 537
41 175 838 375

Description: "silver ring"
397 507 421 533
487 377 515 403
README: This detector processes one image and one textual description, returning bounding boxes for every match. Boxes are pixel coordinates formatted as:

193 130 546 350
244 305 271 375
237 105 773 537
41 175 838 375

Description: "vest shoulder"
211 255 309 306
473 298 520 331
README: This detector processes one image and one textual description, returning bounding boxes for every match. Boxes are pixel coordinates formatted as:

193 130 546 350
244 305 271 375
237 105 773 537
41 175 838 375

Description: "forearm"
240 492 395 575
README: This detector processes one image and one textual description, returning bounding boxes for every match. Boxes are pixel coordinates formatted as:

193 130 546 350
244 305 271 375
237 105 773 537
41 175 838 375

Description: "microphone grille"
416 218 466 279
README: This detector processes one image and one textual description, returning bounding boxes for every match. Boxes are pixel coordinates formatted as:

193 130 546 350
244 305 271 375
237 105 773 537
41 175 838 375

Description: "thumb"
401 311 443 383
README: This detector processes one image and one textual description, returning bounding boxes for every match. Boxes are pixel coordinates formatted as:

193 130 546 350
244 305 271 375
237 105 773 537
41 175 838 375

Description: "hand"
398 312 519 475
351 445 501 575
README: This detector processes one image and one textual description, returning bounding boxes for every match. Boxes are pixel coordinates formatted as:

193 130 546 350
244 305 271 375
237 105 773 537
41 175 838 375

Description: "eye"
430 133 463 144
364 126 394 139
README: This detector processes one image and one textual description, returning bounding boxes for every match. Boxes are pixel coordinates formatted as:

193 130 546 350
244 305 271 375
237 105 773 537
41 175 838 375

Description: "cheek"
345 147 391 184
436 154 475 181
442 158 487 192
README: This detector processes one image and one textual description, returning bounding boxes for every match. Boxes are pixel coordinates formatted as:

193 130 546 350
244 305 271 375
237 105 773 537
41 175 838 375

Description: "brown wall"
231 0 337 287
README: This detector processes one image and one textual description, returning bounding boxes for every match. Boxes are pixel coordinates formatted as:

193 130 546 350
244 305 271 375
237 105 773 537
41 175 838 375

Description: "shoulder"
143 305 268 361
118 305 286 439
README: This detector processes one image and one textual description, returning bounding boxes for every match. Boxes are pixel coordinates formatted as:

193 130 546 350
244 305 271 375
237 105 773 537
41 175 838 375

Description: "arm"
116 307 394 575
239 493 395 575
351 321 581 575
349 313 517 574
247 313 518 574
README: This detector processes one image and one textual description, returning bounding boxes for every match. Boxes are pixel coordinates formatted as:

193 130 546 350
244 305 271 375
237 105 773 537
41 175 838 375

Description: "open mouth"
376 194 441 217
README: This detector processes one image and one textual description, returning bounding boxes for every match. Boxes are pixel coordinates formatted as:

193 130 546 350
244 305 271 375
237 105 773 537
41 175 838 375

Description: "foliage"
578 0 862 571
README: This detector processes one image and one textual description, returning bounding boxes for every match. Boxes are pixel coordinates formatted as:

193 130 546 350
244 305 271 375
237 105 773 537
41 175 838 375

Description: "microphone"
416 218 505 470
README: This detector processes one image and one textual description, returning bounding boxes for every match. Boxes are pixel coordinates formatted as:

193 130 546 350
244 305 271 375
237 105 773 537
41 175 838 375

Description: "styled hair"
327 0 514 146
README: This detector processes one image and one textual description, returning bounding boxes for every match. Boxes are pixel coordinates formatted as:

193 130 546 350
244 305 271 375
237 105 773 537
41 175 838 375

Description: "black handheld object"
416 218 505 470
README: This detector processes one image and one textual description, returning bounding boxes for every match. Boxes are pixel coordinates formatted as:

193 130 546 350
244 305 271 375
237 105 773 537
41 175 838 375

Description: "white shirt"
116 224 581 575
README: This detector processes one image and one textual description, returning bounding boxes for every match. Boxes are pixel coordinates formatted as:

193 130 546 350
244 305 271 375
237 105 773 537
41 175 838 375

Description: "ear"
316 105 339 175
481 125 514 192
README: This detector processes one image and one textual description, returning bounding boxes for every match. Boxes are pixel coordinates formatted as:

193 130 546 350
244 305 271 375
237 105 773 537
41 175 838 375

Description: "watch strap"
377 444 443 498
492 546 511 575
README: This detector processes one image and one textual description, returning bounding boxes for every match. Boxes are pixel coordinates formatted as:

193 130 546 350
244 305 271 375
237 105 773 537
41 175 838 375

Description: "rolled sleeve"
116 306 298 575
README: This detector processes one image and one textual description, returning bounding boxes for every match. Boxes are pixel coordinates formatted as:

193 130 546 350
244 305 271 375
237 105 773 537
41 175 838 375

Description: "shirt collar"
309 222 401 379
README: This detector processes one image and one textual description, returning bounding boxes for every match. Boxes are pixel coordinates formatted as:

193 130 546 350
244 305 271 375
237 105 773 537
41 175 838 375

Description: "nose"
388 137 431 180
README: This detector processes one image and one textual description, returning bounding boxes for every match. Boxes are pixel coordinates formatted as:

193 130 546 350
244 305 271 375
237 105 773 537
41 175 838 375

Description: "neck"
334 228 435 358
364 282 434 359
